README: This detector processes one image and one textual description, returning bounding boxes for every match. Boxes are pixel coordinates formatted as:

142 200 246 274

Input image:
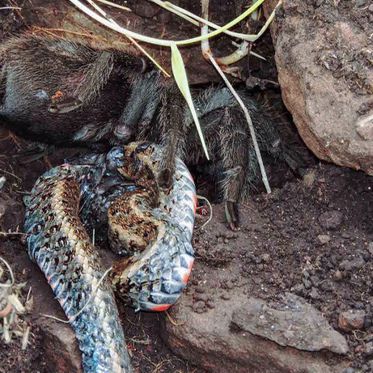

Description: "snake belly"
24 143 196 373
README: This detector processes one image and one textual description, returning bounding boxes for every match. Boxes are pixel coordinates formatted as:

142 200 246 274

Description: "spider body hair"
1 33 289 228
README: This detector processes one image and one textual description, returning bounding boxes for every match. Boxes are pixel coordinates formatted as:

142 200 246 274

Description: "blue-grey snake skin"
24 142 196 373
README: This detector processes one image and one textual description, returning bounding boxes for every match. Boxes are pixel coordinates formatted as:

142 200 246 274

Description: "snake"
24 142 196 373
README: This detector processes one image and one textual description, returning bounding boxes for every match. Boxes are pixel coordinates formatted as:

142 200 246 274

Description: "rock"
220 293 231 300
193 300 206 313
0 176 6 190
231 294 348 354
261 253 271 263
206 300 215 309
309 287 320 299
364 342 373 357
163 282 349 373
338 309 366 332
318 211 343 230
302 169 317 188
318 234 331 245
368 242 373 256
341 368 355 373
0 195 24 231
194 293 208 302
341 232 351 239
368 360 373 372
39 320 83 373
263 0 373 175
339 257 365 271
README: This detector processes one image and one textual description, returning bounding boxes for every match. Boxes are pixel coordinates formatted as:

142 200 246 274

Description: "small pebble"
226 281 234 290
355 0 367 7
310 287 320 299
317 234 331 245
333 270 343 281
303 278 312 289
368 360 373 372
192 300 206 312
0 176 6 190
338 309 366 332
291 284 304 294
194 293 208 302
318 210 343 230
221 293 231 300
194 308 206 314
261 253 271 263
341 368 355 373
364 342 373 357
206 300 215 309
367 242 373 256
339 257 365 271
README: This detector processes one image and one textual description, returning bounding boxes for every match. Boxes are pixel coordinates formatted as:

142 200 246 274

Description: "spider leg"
48 51 114 113
217 107 252 230
116 71 162 142
194 88 284 230
156 82 187 188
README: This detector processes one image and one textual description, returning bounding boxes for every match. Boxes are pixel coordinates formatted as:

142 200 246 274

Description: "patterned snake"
24 142 196 373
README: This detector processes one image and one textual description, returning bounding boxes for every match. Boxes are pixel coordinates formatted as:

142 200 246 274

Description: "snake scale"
24 142 196 373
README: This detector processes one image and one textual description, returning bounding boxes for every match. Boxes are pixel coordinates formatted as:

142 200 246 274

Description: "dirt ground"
191 164 372 371
0 1 372 372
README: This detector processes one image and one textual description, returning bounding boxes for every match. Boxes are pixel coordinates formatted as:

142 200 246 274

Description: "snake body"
24 143 196 373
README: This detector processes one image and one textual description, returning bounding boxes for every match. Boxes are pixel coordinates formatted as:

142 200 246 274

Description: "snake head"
118 142 160 183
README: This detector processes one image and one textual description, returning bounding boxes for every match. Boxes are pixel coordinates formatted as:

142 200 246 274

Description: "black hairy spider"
0 33 292 229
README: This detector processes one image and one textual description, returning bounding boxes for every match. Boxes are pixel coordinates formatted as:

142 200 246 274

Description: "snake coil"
24 142 196 373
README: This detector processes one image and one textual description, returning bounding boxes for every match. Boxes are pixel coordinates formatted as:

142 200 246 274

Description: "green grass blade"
171 43 210 160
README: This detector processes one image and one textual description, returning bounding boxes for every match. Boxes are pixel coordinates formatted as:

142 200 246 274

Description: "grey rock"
261 253 271 263
318 234 331 245
194 293 208 302
163 266 349 373
0 177 6 190
364 342 373 357
341 368 355 373
367 242 373 256
309 287 320 299
333 270 343 281
368 360 373 372
231 294 348 354
339 257 365 271
193 300 206 313
319 211 344 230
303 278 312 289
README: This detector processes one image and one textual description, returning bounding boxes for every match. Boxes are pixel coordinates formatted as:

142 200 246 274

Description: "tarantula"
0 33 287 229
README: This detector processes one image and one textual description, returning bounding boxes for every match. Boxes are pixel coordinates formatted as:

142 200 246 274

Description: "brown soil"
192 164 372 371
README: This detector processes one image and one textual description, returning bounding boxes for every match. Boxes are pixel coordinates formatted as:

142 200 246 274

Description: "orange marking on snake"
193 195 198 214
151 304 171 312
182 272 191 285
